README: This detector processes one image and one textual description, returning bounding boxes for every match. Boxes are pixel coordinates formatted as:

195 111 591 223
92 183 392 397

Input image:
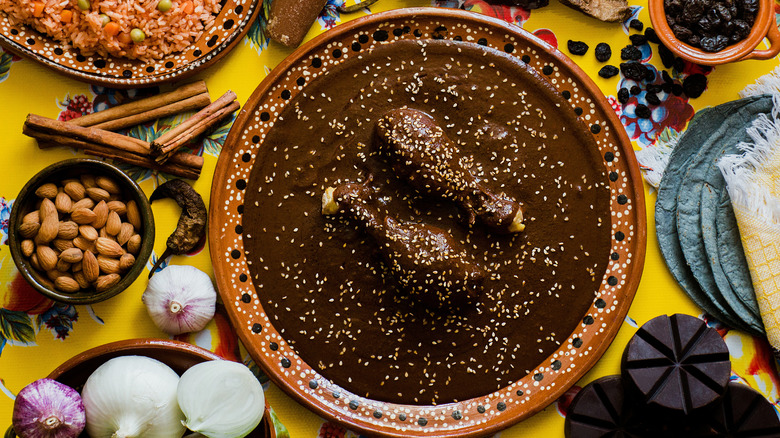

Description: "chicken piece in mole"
322 181 485 310
376 108 525 233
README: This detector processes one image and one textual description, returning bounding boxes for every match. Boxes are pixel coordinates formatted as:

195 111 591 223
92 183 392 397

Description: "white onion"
81 356 185 438
177 360 265 438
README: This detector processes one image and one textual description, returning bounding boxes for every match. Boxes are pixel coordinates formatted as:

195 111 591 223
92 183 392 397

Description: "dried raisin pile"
664 0 757 52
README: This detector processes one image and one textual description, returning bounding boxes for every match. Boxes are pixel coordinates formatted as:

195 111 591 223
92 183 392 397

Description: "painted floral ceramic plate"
210 7 647 437
0 0 261 88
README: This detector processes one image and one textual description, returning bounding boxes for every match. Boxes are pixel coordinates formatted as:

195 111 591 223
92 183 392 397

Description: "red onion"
12 378 85 438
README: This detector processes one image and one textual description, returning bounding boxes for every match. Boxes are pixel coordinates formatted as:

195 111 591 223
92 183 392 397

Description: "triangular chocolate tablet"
698 382 780 437
622 314 730 414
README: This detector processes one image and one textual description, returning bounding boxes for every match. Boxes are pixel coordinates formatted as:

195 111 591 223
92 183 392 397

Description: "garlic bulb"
177 360 265 438
81 356 185 438
12 378 85 438
143 265 217 335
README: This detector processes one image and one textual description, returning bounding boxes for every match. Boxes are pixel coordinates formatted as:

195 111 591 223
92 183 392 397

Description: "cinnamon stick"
24 114 202 179
151 91 239 163
70 81 210 130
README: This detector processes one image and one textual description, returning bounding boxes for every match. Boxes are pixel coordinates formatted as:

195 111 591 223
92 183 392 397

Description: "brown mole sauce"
243 39 611 405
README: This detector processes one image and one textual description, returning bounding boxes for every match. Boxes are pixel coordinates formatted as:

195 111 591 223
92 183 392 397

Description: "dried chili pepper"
148 179 206 278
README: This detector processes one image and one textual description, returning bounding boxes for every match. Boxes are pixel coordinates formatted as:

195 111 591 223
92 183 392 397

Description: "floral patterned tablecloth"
2 0 780 437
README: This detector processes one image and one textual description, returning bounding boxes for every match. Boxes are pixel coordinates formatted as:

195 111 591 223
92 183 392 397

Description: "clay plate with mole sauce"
0 0 261 87
210 8 646 437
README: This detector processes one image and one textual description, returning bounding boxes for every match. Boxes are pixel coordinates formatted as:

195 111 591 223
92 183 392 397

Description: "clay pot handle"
743 24 780 61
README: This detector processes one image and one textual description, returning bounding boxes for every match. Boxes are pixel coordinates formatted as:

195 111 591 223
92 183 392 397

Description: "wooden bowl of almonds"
8 158 155 304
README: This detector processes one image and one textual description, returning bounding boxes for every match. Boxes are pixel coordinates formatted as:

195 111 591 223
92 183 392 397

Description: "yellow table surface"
1 1 780 436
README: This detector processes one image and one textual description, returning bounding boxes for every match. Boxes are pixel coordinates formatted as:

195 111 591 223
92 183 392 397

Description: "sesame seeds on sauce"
242 39 611 405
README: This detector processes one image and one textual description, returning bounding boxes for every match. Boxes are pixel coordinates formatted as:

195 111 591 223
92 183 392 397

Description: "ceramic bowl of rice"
0 0 262 87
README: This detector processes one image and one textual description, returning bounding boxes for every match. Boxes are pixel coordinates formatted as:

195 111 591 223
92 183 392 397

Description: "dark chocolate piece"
622 314 730 414
376 108 524 233
697 382 780 436
267 0 328 47
564 376 647 437
323 182 486 309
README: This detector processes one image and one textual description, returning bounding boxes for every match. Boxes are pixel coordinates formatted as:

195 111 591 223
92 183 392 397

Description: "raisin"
672 83 684 95
618 87 630 104
595 42 612 62
630 19 644 31
658 45 675 68
630 85 642 95
673 57 686 73
629 34 648 46
673 25 694 43
645 28 661 44
683 73 707 98
509 0 550 8
644 66 656 82
620 61 646 81
598 65 619 78
661 70 673 83
688 35 701 47
567 40 589 55
645 92 661 105
635 104 652 119
662 82 674 93
648 84 663 93
621 45 642 60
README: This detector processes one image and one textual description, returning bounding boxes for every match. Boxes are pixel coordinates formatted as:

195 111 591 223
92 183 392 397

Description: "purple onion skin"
12 379 86 438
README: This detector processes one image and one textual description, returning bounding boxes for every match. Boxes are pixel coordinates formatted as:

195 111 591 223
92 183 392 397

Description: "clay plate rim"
46 338 276 438
210 7 647 437
0 0 262 88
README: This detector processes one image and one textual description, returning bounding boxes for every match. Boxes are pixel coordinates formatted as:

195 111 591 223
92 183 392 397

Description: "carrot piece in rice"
32 2 45 17
104 21 121 36
61 9 73 23
182 1 194 14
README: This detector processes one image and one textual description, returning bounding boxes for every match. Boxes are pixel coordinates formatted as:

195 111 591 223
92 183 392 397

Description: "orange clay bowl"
648 0 780 65
0 0 261 87
210 7 647 438
36 339 275 438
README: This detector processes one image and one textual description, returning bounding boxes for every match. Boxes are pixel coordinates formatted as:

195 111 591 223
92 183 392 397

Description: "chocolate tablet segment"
622 314 730 414
698 382 780 436
564 376 646 438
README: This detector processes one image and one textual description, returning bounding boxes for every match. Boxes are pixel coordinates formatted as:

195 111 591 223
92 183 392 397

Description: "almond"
96 176 122 194
54 192 72 214
117 223 134 246
92 200 109 229
54 276 80 293
63 180 86 201
47 269 63 282
72 261 82 272
126 200 141 230
55 259 71 273
17 222 40 239
72 197 96 210
79 225 99 242
71 208 96 225
127 234 142 255
35 183 58 199
57 221 79 240
30 253 41 271
97 255 120 274
107 200 127 216
36 245 58 271
60 247 83 264
86 187 111 202
74 271 89 289
119 253 136 271
82 250 99 283
39 198 57 221
21 239 35 257
95 273 121 292
72 236 93 251
105 211 122 235
96 237 124 257
36 215 59 243
22 210 40 224
80 174 97 189
52 238 75 252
